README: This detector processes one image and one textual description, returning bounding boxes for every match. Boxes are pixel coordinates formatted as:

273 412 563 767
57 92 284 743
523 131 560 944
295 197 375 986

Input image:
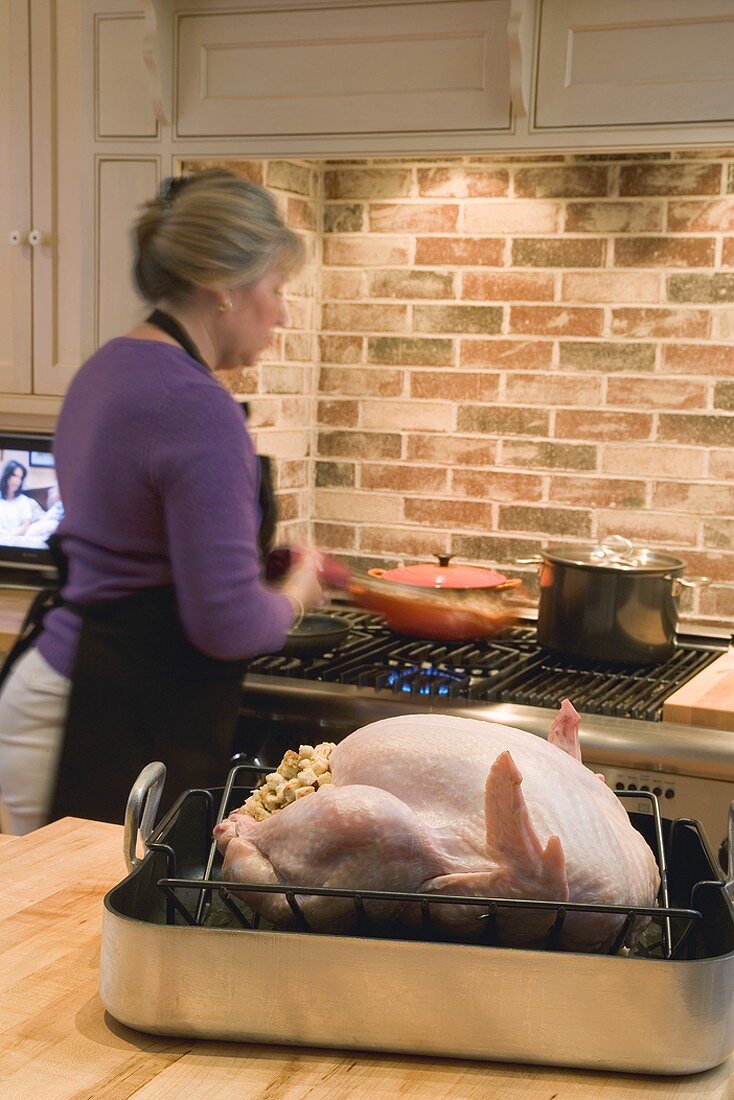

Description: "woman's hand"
279 546 327 623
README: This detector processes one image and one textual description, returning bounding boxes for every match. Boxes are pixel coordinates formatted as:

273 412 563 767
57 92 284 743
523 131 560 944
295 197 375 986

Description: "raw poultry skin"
215 701 660 950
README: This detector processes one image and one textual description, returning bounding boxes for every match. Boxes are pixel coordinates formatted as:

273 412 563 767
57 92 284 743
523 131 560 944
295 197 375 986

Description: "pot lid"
543 536 685 574
372 555 508 589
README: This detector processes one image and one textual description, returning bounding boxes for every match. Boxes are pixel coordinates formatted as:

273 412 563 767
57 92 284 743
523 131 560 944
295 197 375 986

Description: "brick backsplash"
193 152 734 625
316 151 734 625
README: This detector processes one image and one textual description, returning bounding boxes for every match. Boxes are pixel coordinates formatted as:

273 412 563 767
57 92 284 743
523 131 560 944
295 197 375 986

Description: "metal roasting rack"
126 757 722 961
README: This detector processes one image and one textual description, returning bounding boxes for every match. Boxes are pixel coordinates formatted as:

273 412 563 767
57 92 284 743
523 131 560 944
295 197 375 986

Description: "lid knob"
436 554 453 568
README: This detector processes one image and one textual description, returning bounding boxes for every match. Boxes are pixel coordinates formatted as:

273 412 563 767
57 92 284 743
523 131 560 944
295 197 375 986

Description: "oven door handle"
123 761 167 873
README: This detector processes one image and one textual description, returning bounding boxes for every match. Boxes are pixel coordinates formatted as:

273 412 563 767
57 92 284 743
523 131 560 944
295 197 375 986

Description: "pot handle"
495 577 524 591
599 534 634 558
123 760 166 873
516 556 544 565
671 575 711 597
367 568 386 578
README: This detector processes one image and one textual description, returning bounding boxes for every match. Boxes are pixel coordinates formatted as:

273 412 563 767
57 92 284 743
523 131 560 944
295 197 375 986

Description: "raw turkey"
215 700 660 951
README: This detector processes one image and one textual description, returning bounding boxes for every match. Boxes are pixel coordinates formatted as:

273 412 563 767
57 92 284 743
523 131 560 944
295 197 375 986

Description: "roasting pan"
99 760 734 1076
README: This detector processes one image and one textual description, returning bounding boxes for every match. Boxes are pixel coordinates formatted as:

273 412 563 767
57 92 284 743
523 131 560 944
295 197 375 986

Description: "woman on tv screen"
0 459 63 549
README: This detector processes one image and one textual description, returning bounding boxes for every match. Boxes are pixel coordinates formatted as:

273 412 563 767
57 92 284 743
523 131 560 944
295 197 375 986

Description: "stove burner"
382 663 466 697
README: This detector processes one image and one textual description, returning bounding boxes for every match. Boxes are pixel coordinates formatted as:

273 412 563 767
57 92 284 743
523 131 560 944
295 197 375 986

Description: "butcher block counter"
0 818 732 1099
0 586 35 653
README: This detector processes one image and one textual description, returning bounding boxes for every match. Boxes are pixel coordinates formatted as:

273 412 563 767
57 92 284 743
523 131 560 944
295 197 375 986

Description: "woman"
0 170 325 835
0 461 44 539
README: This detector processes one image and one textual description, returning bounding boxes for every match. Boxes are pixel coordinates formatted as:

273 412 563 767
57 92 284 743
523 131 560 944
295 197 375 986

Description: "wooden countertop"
0 819 733 1098
0 586 35 653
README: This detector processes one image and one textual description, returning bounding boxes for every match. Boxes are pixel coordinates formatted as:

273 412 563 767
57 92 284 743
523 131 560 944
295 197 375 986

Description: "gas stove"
238 604 734 857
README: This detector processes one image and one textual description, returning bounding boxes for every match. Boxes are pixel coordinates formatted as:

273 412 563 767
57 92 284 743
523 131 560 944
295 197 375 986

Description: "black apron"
0 310 277 826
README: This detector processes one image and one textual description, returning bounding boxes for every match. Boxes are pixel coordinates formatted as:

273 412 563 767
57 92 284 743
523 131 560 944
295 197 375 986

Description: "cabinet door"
91 0 161 349
29 0 92 397
176 1 512 137
0 1 32 394
535 0 734 129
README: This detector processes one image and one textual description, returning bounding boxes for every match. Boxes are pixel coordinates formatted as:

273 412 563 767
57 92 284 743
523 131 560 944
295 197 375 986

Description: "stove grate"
247 612 722 721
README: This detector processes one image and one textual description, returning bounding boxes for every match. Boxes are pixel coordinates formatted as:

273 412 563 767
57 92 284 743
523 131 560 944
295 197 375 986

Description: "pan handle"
516 556 544 566
123 761 166 873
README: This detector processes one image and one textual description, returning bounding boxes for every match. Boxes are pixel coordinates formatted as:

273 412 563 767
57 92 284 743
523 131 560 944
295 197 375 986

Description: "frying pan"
347 571 522 642
265 546 523 643
279 613 351 658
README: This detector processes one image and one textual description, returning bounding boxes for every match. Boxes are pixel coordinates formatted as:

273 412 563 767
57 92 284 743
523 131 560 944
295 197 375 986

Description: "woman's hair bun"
132 169 304 305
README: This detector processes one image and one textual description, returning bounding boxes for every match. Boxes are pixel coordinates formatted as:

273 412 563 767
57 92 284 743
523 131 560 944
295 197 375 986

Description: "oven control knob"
653 786 662 797
628 783 637 790
615 781 624 790
665 788 675 799
641 785 649 792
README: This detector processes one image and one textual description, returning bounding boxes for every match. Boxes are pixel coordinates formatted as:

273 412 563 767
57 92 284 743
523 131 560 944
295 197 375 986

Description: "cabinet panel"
536 0 734 128
31 1 94 397
97 159 159 347
0 2 32 394
176 1 512 137
95 12 159 139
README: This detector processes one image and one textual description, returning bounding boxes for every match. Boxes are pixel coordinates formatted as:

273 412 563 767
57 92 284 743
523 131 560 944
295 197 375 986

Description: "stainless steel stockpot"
518 537 710 664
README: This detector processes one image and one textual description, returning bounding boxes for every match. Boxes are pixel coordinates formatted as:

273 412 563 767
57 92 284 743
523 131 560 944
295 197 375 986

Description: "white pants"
0 646 70 835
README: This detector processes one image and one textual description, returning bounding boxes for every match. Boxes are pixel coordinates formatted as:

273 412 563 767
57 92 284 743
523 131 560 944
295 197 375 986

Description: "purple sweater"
38 337 293 678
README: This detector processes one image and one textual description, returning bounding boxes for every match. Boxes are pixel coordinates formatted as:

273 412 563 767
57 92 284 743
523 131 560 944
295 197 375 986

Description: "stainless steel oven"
236 603 734 860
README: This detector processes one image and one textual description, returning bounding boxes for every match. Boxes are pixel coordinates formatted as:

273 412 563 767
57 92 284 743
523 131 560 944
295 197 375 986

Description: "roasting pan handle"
123 761 166 873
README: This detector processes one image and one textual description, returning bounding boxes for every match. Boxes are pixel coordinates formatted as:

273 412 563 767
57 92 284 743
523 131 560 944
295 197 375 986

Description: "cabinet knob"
9 230 24 246
28 229 48 247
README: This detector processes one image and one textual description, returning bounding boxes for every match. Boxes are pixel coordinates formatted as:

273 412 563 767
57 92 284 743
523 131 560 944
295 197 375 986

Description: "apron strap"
145 309 208 368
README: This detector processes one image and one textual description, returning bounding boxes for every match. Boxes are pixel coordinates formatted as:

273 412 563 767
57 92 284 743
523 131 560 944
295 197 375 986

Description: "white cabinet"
535 0 734 130
0 2 33 396
0 0 87 406
0 0 159 413
175 1 513 139
89 2 162 349
171 0 734 151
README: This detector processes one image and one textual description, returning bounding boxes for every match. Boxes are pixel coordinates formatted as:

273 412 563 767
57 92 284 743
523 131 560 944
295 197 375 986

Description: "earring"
218 298 232 312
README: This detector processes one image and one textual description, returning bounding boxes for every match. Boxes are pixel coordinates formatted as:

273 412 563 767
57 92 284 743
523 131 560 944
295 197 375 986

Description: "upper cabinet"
0 0 159 413
0 2 32 397
175 1 513 139
167 0 734 154
535 0 734 130
0 1 90 407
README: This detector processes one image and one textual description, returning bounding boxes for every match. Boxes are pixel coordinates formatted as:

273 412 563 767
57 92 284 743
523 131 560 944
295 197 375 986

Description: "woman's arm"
152 382 295 660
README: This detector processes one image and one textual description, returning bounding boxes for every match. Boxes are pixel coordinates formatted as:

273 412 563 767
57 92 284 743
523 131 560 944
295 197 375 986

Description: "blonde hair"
133 170 305 304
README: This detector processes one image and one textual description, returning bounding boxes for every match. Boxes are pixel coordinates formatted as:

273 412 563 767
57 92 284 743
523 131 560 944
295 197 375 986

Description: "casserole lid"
369 555 508 589
543 536 685 574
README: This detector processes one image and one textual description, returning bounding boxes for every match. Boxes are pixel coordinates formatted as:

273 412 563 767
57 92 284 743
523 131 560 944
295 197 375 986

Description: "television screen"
0 432 59 573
